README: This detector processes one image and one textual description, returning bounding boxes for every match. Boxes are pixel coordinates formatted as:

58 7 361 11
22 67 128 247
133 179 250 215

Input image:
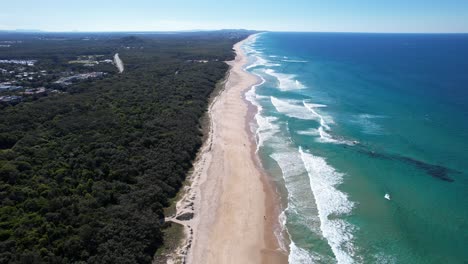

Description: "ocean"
243 32 468 263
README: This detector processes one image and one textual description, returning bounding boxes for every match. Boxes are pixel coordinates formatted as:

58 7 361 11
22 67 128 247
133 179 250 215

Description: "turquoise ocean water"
243 33 468 263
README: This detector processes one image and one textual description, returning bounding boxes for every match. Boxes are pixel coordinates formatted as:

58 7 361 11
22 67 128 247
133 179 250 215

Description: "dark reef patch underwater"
355 146 458 182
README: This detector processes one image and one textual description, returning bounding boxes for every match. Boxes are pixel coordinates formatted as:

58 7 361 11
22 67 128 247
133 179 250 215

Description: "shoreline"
164 34 287 264
243 48 290 261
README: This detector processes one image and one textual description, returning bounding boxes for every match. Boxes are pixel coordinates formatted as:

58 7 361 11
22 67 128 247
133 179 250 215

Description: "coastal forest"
0 30 252 263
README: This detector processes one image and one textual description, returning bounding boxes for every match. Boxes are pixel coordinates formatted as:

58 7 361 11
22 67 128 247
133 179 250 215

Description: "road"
113 53 124 73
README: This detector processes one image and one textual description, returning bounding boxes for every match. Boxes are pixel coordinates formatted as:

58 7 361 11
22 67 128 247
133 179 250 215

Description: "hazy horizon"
1 0 467 33
3 29 468 34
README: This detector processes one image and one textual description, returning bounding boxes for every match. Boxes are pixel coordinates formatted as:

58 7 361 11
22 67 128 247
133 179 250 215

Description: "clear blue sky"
1 0 467 33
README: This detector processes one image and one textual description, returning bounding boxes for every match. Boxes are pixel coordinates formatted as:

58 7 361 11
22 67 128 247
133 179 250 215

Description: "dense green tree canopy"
0 30 252 263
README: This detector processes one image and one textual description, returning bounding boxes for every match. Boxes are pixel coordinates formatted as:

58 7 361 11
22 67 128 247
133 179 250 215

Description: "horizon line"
1 29 468 34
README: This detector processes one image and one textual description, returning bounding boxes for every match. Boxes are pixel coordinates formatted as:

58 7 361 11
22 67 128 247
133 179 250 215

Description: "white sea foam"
307 103 327 108
243 45 258 56
244 36 358 263
276 208 290 252
258 108 320 261
270 97 342 145
373 252 396 264
268 128 357 263
271 97 348 144
245 75 276 151
316 127 339 143
244 75 265 109
303 101 332 130
283 59 309 63
244 73 286 151
243 35 317 261
270 148 332 264
270 150 322 232
264 69 306 91
243 37 262 56
245 55 267 70
289 241 318 263
271 97 316 120
245 55 281 70
255 115 280 149
255 94 269 100
297 128 321 136
270 151 305 180
299 147 357 264
297 127 336 143
297 128 355 145
301 103 359 145
351 113 386 135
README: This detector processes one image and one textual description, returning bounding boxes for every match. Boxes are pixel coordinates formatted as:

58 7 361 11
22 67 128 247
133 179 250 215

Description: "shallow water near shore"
244 32 468 263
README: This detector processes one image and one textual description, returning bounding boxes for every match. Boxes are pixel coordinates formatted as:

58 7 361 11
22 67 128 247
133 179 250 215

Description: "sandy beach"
164 35 288 264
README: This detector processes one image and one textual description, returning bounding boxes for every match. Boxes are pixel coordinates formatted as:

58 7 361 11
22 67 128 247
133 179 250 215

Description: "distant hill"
118 35 146 45
0 29 43 33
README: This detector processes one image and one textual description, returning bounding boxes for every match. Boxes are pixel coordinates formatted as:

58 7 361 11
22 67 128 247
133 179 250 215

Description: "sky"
1 0 467 33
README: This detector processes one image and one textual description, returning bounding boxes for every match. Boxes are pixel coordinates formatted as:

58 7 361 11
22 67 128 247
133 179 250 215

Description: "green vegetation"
153 222 185 264
0 30 253 263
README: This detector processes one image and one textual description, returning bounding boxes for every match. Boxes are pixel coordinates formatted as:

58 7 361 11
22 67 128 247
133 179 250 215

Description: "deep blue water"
243 32 468 263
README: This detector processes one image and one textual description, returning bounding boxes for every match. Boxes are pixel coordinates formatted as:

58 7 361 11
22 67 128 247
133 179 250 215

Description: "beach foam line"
317 126 338 144
271 97 317 120
301 102 359 145
297 128 355 145
276 208 290 252
244 46 295 257
242 41 261 56
270 148 327 263
244 63 281 152
264 69 306 91
307 103 327 108
255 114 280 150
269 150 313 237
245 55 281 70
289 241 317 263
245 55 268 70
297 128 321 136
244 76 265 109
271 97 353 145
303 101 332 130
245 34 356 263
299 147 357 264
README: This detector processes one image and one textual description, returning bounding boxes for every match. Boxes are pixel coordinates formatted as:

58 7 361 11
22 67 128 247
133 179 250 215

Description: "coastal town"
0 53 116 104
